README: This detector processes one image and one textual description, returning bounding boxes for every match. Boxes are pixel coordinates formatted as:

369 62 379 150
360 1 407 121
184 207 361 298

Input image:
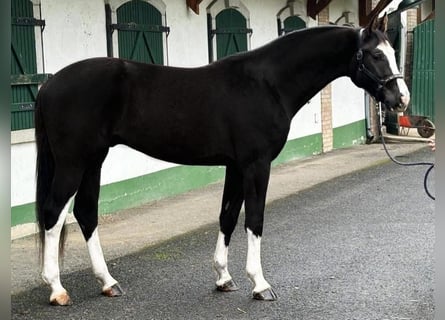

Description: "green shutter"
411 19 435 122
387 13 402 67
116 0 166 64
11 0 38 131
215 9 250 60
282 16 306 34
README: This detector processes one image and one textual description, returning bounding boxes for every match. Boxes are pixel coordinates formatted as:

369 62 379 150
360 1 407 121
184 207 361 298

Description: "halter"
355 48 404 93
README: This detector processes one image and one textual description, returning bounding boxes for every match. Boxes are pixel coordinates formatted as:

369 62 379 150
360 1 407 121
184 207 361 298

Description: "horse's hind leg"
41 166 83 306
214 165 244 292
73 159 123 297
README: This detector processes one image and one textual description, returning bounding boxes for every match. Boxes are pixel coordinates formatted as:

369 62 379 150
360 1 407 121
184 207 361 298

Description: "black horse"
35 14 409 305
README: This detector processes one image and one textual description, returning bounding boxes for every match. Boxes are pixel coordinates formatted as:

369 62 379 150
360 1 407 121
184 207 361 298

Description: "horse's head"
350 14 410 112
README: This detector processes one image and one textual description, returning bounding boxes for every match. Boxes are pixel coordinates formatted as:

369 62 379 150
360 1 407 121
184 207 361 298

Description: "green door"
411 19 435 121
214 8 251 60
11 0 48 131
282 16 306 34
115 0 167 64
387 13 402 67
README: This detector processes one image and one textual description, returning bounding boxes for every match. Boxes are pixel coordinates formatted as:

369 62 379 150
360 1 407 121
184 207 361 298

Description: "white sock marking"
213 231 232 286
246 228 271 293
87 228 118 290
41 202 69 300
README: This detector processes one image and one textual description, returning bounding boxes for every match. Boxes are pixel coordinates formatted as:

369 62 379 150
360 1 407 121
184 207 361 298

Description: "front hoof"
216 279 239 292
253 287 278 301
49 291 72 306
102 283 124 297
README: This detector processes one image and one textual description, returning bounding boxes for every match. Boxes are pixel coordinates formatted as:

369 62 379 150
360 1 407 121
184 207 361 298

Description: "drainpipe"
364 93 374 143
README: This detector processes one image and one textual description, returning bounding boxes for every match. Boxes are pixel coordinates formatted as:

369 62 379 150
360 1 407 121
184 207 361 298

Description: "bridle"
355 49 404 93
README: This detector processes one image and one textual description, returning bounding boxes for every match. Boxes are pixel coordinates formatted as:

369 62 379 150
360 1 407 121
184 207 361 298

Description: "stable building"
10 0 435 236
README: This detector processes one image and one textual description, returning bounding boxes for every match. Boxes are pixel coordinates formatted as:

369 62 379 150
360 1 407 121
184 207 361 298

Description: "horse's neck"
258 27 360 118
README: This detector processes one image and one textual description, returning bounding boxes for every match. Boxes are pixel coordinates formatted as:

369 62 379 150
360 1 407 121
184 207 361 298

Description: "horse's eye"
372 51 385 60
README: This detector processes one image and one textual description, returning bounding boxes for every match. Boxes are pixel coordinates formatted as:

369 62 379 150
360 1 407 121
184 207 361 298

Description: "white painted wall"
11 143 37 206
331 77 365 128
41 0 108 73
329 0 359 26
101 146 178 185
11 0 362 208
166 1 208 67
288 96 322 140
328 0 365 129
246 0 281 48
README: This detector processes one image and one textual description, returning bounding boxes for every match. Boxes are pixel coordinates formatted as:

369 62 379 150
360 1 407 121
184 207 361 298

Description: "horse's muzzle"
400 95 410 110
392 95 410 112
387 93 410 112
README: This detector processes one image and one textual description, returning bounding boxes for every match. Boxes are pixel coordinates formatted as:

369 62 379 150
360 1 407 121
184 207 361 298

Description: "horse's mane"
214 25 360 65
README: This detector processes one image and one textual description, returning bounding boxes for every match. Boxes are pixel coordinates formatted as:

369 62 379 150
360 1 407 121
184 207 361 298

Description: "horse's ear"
370 14 379 31
364 13 388 37
363 14 378 37
376 13 388 33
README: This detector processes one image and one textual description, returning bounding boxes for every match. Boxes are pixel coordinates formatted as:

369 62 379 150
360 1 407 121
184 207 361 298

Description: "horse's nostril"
400 95 410 107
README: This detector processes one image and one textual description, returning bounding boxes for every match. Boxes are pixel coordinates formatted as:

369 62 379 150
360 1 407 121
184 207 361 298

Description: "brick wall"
367 0 381 140
404 9 418 91
318 6 333 152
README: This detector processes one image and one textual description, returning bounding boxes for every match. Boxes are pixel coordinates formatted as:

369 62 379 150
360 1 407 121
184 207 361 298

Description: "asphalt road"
11 148 435 320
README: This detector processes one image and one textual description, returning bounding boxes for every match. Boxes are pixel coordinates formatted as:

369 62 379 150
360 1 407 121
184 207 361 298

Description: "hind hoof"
216 279 239 292
102 283 124 297
253 287 278 301
49 291 72 306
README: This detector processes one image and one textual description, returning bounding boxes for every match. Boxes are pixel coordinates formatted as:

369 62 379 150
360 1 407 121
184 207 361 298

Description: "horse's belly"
120 128 233 166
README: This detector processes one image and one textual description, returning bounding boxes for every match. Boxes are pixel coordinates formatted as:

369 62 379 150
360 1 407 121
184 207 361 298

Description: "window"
276 1 307 36
206 0 251 62
106 0 169 65
279 15 306 35
11 0 49 131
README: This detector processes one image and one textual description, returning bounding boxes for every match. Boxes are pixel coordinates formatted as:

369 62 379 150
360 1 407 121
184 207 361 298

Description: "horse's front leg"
243 160 278 301
214 165 244 292
85 228 123 297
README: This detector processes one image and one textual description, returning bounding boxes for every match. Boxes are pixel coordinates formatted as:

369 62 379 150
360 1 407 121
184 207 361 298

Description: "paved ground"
11 143 435 319
11 139 430 295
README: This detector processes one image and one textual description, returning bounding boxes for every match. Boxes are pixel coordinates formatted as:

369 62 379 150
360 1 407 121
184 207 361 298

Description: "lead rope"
377 103 435 200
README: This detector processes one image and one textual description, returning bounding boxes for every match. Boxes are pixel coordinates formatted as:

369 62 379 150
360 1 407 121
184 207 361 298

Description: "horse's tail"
35 88 67 265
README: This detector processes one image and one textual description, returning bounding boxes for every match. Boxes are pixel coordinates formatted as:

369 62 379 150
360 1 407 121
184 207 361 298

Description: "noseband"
355 49 404 93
